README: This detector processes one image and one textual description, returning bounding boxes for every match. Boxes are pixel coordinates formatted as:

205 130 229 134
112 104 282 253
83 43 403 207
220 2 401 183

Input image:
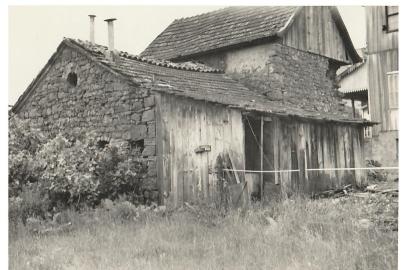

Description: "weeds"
9 196 397 270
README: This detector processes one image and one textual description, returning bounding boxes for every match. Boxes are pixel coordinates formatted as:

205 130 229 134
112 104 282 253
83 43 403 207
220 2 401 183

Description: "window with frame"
385 6 399 32
387 71 398 130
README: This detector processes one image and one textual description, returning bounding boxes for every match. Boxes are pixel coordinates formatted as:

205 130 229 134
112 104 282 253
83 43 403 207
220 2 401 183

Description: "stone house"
13 6 372 206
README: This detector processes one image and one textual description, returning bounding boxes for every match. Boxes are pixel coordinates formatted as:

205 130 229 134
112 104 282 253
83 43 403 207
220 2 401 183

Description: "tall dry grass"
9 196 397 270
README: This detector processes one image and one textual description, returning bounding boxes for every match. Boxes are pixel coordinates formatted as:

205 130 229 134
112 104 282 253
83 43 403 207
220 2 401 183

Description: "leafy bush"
8 114 46 196
9 114 148 215
35 131 147 208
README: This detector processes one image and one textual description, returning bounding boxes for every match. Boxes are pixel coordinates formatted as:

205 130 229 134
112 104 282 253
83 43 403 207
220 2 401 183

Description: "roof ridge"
174 6 291 22
175 6 233 22
65 38 222 73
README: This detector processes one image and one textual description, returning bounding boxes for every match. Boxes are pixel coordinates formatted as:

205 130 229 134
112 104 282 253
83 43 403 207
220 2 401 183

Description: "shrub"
8 114 46 196
9 114 148 222
35 131 147 208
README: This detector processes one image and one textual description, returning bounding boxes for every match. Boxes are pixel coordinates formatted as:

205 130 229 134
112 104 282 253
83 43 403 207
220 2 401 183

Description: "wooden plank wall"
368 50 398 133
282 6 350 64
262 116 366 198
156 94 366 204
366 6 399 134
366 6 398 54
156 93 245 207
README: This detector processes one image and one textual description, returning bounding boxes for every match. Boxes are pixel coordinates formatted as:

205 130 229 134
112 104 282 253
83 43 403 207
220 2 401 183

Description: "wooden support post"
351 98 356 118
260 116 264 201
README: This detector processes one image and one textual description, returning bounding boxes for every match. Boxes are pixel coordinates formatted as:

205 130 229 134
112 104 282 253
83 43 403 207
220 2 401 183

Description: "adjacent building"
365 6 399 167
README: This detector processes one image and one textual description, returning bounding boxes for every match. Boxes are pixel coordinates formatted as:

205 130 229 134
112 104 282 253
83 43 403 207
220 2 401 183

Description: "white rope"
306 167 399 171
223 167 398 173
223 169 300 173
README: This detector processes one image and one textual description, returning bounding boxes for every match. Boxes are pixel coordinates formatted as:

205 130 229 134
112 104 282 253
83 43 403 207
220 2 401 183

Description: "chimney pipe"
88 15 96 44
104 18 117 52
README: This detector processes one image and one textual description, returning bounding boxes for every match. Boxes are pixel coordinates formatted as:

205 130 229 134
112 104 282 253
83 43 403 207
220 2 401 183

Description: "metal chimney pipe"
88 15 96 44
104 18 117 52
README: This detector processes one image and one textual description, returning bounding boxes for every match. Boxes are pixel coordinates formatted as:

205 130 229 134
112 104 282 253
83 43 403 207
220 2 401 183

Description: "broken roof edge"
150 86 376 126
67 38 222 73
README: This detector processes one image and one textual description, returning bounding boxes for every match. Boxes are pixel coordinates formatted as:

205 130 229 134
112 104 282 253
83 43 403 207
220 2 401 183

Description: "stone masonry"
17 45 159 202
194 43 347 118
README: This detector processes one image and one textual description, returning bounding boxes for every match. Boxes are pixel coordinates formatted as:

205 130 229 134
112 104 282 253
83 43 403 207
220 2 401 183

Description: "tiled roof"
141 6 297 60
74 39 222 73
13 38 371 125
337 61 366 81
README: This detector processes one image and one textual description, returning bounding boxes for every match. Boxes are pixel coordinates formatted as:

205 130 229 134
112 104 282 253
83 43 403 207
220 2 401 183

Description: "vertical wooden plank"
154 94 164 205
260 115 264 200
336 126 345 186
165 96 173 205
320 7 326 58
279 120 291 195
197 104 205 200
290 123 299 191
273 118 280 185
170 129 177 206
331 125 339 187
263 119 274 185
201 102 209 201
297 122 307 193
322 125 331 189
299 8 306 50
183 103 192 203
176 100 184 205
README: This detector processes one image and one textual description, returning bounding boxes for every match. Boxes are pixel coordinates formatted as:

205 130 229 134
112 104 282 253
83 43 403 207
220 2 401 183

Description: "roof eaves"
337 61 366 80
169 34 280 61
329 7 362 64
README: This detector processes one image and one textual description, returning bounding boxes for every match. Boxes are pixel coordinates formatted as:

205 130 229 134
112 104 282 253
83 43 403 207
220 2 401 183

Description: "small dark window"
67 72 78 87
97 140 109 149
384 6 398 33
129 139 144 153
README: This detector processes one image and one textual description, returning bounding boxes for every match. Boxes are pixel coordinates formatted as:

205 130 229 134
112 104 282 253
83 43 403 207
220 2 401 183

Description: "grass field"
9 191 398 270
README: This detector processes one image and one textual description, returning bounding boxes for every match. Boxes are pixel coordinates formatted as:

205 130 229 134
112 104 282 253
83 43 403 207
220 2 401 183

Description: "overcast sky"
8 6 366 105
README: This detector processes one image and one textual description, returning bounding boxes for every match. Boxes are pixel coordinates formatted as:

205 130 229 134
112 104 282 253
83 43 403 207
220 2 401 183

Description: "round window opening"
67 72 78 87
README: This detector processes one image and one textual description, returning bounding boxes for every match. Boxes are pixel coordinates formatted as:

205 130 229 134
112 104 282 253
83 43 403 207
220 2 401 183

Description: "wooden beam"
260 116 264 201
351 99 355 116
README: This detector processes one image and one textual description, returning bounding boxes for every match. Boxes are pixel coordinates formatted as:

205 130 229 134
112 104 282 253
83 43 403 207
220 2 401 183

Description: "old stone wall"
194 43 346 116
16 46 158 202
